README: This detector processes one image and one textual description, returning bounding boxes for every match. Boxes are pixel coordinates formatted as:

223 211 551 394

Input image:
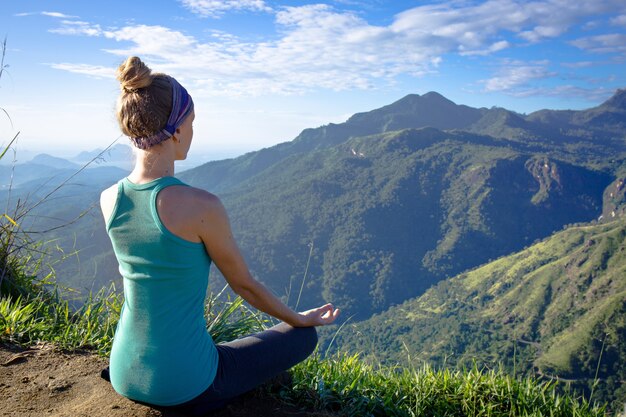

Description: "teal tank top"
106 176 218 406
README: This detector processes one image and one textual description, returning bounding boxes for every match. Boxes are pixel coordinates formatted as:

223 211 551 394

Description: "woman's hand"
297 303 340 327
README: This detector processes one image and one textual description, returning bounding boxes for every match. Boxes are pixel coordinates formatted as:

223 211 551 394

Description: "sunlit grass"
0 282 268 356
285 354 606 417
0 220 609 417
0 285 121 355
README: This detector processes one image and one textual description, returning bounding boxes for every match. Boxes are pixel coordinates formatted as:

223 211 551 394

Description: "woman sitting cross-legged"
99 56 340 415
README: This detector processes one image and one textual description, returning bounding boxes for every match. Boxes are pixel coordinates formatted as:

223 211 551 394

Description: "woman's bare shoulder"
100 183 118 199
160 186 229 241
164 185 219 203
161 185 225 215
186 186 221 204
100 183 120 223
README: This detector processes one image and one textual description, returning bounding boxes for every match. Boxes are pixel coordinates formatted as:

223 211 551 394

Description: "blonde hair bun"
117 56 153 93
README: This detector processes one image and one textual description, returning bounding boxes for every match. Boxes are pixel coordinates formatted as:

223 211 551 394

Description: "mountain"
178 89 626 317
9 89 623 410
0 163 129 292
192 127 610 318
328 217 626 409
467 107 545 140
0 153 81 188
30 154 80 170
0 163 76 188
0 165 129 227
338 91 486 133
182 89 625 193
181 92 489 193
0 147 131 189
24 89 623 315
528 88 626 134
71 144 134 170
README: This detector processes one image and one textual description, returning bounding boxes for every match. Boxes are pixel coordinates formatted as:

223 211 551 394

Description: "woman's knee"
276 323 318 358
299 326 318 356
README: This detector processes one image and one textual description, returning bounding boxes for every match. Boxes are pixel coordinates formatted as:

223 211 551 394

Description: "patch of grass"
0 222 609 417
0 285 121 355
206 286 270 344
0 280 268 356
285 354 606 417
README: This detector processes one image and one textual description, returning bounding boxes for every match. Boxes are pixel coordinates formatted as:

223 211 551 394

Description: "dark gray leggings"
171 322 318 416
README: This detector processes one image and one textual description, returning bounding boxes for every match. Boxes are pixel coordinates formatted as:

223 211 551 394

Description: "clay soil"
0 343 330 417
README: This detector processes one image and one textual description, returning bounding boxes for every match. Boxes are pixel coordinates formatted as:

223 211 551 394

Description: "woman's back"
106 176 218 406
102 56 338 413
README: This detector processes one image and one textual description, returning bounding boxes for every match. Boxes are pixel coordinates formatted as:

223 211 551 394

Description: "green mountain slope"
212 127 611 318
528 88 626 135
20 90 622 318
330 218 626 408
0 165 128 292
7 90 622 411
182 89 626 194
180 91 489 193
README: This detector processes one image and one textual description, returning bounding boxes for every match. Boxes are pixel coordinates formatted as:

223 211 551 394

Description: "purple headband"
131 76 194 150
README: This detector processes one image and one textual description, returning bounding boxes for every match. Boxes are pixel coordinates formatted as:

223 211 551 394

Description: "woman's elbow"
229 281 258 302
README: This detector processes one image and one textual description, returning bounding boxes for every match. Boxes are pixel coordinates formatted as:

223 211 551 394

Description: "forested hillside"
8 90 624 320
4 88 625 411
211 128 611 317
329 217 626 409
179 90 625 318
182 89 626 194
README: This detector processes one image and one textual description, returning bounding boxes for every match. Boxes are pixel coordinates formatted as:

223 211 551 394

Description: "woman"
100 56 339 415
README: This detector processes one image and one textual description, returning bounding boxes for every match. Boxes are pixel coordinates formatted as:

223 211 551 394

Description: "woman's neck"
128 144 176 184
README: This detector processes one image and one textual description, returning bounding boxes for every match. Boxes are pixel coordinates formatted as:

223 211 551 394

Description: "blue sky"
1 0 625 161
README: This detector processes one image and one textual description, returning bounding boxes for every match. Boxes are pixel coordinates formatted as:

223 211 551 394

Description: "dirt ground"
0 343 330 417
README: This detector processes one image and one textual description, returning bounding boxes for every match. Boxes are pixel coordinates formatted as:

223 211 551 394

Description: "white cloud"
49 21 103 37
508 85 614 102
561 61 595 68
394 0 623 46
103 25 197 57
460 40 510 56
87 5 455 95
47 1 626 97
571 34 626 54
482 60 555 92
519 25 564 43
41 11 79 19
479 62 614 102
48 63 115 79
67 6 444 96
179 0 272 18
14 11 79 18
610 14 626 27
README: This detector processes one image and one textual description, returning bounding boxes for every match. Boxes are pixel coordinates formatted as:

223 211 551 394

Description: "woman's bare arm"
194 190 339 327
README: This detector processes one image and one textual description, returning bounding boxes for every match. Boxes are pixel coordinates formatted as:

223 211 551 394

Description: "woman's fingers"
318 304 338 322
326 307 340 322
299 303 340 326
